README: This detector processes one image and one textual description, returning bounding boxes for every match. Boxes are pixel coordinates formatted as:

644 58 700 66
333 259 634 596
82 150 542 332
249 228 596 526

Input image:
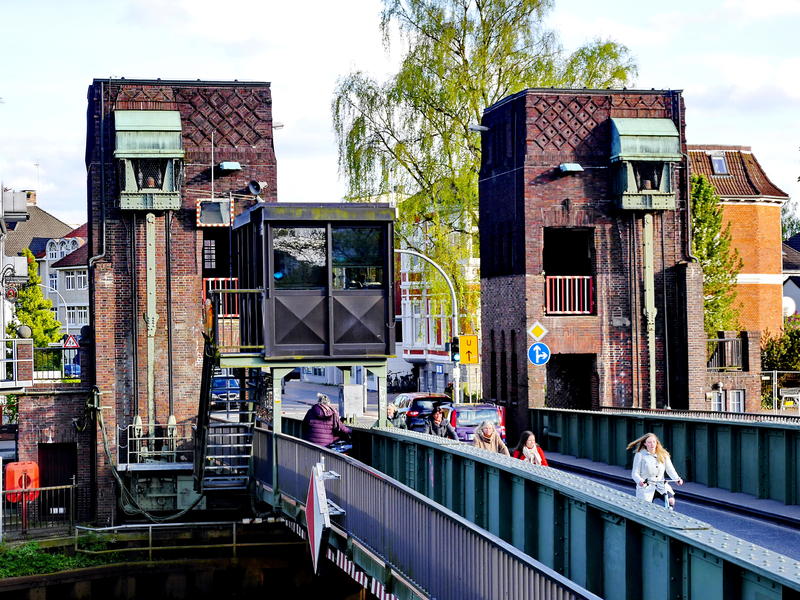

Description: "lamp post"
394 249 461 404
36 284 68 335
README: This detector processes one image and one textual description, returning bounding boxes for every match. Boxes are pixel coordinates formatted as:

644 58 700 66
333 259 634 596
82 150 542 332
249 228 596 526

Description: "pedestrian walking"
511 431 548 466
473 421 510 456
386 403 407 429
423 407 458 440
627 432 683 509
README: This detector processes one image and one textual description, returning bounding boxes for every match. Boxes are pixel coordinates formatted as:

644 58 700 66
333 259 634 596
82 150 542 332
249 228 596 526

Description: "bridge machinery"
194 203 397 499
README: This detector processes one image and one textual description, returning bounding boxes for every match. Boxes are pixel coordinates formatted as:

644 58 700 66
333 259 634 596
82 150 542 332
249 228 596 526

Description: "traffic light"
450 336 460 362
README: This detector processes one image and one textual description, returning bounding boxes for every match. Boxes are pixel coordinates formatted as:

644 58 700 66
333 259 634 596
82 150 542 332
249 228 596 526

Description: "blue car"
64 364 81 377
211 377 240 409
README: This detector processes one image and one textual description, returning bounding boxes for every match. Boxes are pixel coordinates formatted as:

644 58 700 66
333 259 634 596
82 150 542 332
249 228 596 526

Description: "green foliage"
762 318 800 371
332 0 637 328
6 249 62 347
690 174 742 333
1 394 17 423
0 543 109 578
781 199 800 241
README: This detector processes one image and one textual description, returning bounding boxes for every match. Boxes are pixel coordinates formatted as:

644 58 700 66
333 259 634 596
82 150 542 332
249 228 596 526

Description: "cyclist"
627 432 683 509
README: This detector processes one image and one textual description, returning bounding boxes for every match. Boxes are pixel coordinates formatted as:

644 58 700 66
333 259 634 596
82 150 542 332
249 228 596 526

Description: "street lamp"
36 284 69 334
394 249 461 404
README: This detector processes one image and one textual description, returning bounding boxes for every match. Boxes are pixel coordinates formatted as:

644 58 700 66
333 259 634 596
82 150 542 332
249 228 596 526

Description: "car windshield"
455 409 499 427
414 399 450 411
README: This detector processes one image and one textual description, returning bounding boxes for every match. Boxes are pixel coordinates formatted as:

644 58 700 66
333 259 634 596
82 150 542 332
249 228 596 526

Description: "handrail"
263 423 800 599
255 428 600 600
598 404 800 424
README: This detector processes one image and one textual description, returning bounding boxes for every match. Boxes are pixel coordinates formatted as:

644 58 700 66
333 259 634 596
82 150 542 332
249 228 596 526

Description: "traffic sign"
527 342 551 366
459 334 479 364
527 321 548 341
63 335 79 349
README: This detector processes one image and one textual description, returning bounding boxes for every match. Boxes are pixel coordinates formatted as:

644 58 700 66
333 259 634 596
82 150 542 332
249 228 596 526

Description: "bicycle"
642 478 682 510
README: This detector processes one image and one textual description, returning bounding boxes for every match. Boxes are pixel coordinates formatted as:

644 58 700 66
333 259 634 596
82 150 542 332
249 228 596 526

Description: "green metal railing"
531 408 800 505
276 418 800 599
355 426 800 600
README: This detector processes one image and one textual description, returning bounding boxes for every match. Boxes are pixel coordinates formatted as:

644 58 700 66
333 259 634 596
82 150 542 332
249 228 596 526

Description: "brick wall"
15 383 94 522
702 331 762 412
722 202 783 334
480 89 705 429
86 79 276 523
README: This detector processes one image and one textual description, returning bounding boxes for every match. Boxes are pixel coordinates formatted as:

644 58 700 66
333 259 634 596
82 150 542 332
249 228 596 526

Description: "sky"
0 0 797 227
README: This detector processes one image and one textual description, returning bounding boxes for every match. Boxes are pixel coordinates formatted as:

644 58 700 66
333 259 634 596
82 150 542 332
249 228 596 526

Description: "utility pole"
394 249 461 403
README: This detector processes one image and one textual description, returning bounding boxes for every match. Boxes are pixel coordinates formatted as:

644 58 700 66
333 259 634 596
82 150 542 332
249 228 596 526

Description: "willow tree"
690 174 742 333
332 0 637 330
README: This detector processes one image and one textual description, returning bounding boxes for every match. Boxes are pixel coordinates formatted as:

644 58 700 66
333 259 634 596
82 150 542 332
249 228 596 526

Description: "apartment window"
312 367 325 377
66 306 89 326
77 270 88 289
711 391 725 412
711 155 728 175
729 389 745 413
65 271 76 290
49 273 58 291
47 242 58 260
59 241 68 258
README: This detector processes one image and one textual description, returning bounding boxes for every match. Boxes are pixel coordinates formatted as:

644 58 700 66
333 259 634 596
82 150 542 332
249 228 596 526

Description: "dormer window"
711 155 728 175
47 242 58 260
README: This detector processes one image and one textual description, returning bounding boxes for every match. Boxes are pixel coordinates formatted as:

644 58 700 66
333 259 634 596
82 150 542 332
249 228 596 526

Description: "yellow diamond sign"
527 321 548 342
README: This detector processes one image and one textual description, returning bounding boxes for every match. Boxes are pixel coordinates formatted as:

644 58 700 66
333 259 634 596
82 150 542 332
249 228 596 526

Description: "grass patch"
0 542 116 578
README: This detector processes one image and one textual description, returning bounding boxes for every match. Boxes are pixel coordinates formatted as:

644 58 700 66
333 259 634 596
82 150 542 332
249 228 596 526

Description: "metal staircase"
194 341 262 493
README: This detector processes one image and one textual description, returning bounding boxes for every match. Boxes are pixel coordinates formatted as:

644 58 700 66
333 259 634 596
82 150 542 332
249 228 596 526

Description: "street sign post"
459 334 479 364
527 342 551 366
63 335 79 349
527 321 548 342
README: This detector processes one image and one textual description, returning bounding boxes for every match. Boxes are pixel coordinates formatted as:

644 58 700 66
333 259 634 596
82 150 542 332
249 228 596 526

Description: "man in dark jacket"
302 393 351 446
423 407 458 440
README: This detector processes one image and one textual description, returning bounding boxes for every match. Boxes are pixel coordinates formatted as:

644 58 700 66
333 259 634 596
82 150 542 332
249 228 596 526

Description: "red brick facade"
479 89 707 433
85 79 277 522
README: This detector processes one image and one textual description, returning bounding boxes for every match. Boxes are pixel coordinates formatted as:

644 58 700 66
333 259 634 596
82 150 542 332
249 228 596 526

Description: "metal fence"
32 346 82 381
545 275 594 315
1 483 76 540
117 422 194 465
599 405 800 425
255 428 600 600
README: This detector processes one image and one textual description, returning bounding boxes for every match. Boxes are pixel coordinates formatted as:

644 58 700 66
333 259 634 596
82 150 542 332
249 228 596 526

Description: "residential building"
688 145 789 335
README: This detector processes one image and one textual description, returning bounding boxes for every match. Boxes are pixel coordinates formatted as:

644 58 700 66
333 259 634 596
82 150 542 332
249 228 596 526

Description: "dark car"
64 363 81 377
393 392 452 431
211 376 240 409
440 403 506 443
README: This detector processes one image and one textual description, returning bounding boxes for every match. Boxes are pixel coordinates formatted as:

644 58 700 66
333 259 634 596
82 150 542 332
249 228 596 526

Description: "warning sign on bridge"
63 335 79 349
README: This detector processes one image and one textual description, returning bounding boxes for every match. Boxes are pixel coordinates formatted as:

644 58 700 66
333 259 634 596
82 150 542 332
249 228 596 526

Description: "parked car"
64 363 81 377
211 376 240 409
392 392 452 431
440 403 506 443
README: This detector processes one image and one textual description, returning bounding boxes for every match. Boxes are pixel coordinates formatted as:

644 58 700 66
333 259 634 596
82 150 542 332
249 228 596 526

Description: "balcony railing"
0 339 33 389
545 275 594 315
208 288 264 354
706 338 743 371
117 422 194 466
202 277 239 317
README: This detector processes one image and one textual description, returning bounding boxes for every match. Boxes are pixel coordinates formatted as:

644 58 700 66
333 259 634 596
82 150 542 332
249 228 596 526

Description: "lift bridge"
189 202 800 600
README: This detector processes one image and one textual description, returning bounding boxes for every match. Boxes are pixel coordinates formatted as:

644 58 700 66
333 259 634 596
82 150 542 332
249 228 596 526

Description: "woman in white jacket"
627 433 683 509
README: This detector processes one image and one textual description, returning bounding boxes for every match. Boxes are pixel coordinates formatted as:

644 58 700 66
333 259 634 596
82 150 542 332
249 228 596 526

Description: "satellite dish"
248 180 269 195
783 296 796 317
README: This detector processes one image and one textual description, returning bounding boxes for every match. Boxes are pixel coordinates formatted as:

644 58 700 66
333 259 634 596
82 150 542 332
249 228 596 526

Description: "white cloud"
722 0 800 18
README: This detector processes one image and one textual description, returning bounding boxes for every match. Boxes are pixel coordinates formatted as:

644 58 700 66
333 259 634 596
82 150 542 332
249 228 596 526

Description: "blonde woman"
627 433 683 509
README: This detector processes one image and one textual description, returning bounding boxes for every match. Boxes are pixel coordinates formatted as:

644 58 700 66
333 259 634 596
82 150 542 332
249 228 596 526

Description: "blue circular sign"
527 342 551 366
